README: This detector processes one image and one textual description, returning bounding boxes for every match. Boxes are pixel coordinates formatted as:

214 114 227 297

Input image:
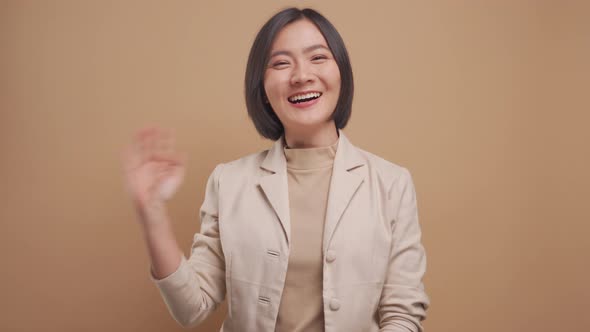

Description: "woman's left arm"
378 168 430 332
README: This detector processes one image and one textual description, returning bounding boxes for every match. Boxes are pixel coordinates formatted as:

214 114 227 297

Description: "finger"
143 127 158 155
135 128 150 163
150 135 183 164
156 129 173 154
138 126 162 163
124 130 149 170
148 153 183 168
153 169 174 199
161 147 182 169
155 168 184 201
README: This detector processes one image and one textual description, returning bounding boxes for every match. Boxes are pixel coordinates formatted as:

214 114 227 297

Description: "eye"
311 54 328 62
271 61 290 68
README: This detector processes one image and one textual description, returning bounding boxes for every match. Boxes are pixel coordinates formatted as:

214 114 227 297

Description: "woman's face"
264 19 341 135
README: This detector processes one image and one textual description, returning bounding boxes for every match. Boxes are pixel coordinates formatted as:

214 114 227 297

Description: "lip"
287 90 322 100
289 95 321 109
287 90 323 109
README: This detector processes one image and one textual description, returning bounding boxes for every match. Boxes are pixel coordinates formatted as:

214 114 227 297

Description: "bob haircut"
245 7 354 141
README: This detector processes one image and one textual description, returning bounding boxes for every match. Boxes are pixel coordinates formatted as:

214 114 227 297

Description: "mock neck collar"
284 139 338 170
260 129 365 174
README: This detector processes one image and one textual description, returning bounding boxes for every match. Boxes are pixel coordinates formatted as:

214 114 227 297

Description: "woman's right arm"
123 127 226 327
123 127 185 279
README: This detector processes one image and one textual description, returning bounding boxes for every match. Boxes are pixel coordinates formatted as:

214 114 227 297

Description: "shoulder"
355 145 410 179
209 148 270 180
353 145 414 197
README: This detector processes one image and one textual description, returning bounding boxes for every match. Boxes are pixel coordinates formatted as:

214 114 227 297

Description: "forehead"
270 19 328 51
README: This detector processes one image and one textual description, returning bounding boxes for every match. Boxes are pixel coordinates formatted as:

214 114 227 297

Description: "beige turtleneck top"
275 139 338 332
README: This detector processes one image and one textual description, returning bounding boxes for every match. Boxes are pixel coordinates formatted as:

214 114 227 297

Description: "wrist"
135 199 169 227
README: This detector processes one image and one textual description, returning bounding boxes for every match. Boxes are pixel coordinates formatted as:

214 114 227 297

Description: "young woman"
124 7 429 332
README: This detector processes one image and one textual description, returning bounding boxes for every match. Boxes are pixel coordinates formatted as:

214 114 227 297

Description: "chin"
288 117 334 132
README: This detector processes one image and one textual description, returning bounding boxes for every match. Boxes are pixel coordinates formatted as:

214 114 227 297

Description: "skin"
123 18 343 279
264 18 341 148
122 127 185 278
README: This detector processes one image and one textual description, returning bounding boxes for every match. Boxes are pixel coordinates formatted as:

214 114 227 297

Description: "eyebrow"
270 44 330 58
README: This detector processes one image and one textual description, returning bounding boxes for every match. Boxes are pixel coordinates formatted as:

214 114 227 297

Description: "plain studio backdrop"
1 1 588 331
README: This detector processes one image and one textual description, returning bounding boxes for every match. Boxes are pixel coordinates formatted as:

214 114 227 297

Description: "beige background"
1 1 589 331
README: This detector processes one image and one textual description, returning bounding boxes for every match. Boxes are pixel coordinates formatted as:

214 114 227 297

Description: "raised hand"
123 127 185 224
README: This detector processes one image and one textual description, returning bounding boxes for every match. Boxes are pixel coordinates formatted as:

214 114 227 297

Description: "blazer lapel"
258 137 291 245
323 131 365 250
257 131 365 249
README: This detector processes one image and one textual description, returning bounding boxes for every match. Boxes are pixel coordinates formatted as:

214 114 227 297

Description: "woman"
124 7 429 332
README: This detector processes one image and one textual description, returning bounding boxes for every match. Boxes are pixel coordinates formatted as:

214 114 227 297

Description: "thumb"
156 168 184 201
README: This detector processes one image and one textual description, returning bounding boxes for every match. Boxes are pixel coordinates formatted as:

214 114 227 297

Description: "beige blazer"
152 131 429 332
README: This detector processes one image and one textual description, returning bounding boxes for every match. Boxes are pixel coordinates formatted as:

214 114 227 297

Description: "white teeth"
288 92 321 102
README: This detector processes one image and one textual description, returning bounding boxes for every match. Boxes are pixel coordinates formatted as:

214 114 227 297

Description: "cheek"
323 65 341 91
262 74 271 97
332 75 341 92
264 73 287 100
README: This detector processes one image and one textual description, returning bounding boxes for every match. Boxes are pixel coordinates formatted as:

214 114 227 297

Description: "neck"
284 122 339 148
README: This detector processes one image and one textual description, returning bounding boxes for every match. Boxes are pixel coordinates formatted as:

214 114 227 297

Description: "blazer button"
329 298 341 311
326 250 336 263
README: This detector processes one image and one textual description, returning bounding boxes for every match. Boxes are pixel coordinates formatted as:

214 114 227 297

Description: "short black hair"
245 7 354 141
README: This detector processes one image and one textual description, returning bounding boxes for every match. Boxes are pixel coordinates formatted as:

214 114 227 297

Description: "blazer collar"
260 129 364 174
258 130 366 248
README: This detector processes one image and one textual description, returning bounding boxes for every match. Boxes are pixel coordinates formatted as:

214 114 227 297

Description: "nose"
290 62 314 85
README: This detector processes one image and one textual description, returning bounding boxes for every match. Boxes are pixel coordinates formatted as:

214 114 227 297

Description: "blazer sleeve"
378 168 430 332
150 163 227 328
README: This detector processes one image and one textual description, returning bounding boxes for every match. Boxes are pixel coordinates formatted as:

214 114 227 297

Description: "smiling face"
263 18 341 139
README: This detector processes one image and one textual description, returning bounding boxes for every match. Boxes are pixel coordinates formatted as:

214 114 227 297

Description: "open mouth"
288 92 322 104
